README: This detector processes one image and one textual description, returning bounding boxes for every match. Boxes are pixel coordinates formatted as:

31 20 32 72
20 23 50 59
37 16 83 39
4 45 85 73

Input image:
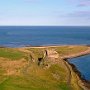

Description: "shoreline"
64 59 90 89
0 45 90 89
0 44 90 48
28 45 90 89
20 45 90 88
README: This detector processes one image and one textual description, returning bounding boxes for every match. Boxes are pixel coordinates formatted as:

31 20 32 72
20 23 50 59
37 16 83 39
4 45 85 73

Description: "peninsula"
0 45 90 90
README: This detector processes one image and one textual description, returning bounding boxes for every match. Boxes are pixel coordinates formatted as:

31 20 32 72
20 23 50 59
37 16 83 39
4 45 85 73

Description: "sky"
0 0 90 26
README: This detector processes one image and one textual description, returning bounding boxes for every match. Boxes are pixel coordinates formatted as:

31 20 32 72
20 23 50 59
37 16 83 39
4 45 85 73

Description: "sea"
0 26 90 81
0 26 90 47
69 55 90 81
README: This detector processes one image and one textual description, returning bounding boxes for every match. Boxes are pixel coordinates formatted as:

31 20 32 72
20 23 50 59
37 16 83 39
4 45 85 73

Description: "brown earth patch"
0 57 28 76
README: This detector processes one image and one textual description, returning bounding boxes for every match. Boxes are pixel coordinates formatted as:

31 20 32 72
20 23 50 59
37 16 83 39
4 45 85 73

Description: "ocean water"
0 26 90 47
69 55 90 81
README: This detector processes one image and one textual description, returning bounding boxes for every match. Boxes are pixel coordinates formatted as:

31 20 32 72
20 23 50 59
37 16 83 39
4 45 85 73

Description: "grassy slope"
0 46 88 90
0 69 70 90
0 48 25 60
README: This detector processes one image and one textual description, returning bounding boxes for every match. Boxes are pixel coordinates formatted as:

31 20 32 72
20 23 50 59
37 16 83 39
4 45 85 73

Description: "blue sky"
0 0 90 26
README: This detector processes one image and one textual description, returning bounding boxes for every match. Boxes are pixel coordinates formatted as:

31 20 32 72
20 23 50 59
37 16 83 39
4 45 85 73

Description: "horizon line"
0 25 90 27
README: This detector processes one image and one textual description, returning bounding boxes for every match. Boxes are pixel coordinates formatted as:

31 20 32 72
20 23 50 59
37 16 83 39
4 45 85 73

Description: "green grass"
0 48 25 60
28 46 88 58
0 75 69 90
0 63 71 90
0 46 86 90
58 83 71 90
54 46 88 56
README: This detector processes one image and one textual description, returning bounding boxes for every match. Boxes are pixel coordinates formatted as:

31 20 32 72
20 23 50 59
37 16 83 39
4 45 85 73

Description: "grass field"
0 48 25 60
0 64 70 90
0 46 88 90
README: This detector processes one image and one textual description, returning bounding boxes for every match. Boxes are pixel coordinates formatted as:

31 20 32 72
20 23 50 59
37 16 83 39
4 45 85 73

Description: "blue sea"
0 26 90 81
0 26 90 47
69 55 90 81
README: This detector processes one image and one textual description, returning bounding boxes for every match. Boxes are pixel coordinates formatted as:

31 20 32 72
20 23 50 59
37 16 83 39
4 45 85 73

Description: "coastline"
0 44 89 48
64 59 90 89
70 62 90 88
25 45 90 89
0 45 90 89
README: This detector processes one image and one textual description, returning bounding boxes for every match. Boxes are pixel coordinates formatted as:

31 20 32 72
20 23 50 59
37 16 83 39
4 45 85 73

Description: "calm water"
0 26 90 47
0 26 90 81
69 55 90 81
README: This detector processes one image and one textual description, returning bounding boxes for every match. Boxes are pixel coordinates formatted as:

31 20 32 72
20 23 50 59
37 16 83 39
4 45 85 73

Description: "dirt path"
63 60 72 85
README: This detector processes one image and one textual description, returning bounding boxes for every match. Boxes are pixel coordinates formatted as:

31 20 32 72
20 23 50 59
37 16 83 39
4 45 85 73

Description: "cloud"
56 10 90 19
78 0 90 7
68 0 90 7
68 11 90 17
53 9 90 22
75 0 90 7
